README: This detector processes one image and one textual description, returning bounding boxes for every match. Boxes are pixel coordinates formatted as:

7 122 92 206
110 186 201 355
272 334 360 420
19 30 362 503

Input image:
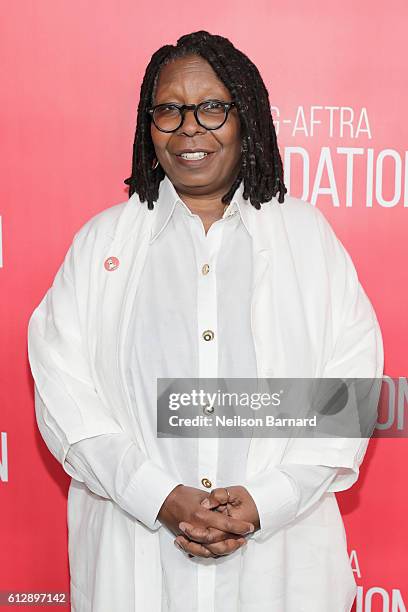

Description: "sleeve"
28 230 180 530
245 207 383 542
245 464 338 539
280 208 384 493
65 433 181 529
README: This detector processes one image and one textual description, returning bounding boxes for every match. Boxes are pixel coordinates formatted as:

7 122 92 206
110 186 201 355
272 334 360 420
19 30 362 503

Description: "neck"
173 175 240 218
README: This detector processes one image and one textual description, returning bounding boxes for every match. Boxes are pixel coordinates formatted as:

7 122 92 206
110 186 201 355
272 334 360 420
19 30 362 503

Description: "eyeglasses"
147 100 236 133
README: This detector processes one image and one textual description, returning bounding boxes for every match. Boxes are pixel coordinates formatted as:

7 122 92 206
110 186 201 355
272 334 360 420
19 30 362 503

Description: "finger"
201 488 229 509
178 522 243 544
178 522 214 543
175 535 246 558
174 536 213 558
205 537 247 557
196 510 255 536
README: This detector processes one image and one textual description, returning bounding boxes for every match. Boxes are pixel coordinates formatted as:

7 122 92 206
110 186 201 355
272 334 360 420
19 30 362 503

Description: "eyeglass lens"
153 102 228 131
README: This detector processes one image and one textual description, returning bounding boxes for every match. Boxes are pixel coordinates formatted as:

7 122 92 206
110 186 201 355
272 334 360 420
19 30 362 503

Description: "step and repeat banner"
1 2 406 610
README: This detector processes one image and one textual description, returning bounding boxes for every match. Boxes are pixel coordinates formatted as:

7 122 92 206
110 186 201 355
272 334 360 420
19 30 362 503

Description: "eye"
154 105 180 118
200 101 225 114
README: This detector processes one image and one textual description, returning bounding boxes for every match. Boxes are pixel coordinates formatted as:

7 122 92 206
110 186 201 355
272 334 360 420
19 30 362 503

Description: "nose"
177 108 206 136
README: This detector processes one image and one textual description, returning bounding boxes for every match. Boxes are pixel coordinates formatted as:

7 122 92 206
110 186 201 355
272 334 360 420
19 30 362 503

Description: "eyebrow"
153 97 229 106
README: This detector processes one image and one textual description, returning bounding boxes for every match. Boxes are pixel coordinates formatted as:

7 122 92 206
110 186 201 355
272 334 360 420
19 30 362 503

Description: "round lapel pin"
104 256 120 271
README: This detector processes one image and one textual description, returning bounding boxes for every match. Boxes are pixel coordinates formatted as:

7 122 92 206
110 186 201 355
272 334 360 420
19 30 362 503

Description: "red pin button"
104 256 120 271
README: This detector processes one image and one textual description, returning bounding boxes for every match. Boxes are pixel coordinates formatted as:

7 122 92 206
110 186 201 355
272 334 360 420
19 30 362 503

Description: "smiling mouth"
177 151 210 160
173 150 217 168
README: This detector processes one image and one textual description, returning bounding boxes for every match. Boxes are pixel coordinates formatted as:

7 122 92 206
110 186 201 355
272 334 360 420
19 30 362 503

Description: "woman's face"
150 54 242 198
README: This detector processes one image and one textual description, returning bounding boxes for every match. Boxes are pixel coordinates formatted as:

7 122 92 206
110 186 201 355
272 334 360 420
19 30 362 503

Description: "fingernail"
201 498 210 508
246 524 255 533
179 522 186 531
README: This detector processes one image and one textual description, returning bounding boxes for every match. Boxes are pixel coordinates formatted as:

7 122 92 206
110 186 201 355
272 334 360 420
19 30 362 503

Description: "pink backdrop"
1 2 406 610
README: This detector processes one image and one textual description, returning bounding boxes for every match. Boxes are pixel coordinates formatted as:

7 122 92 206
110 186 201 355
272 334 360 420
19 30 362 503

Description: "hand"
175 486 260 558
203 486 260 529
157 485 254 559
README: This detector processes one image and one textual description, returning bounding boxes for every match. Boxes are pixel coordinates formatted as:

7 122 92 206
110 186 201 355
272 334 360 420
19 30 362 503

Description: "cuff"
119 459 181 531
244 467 299 542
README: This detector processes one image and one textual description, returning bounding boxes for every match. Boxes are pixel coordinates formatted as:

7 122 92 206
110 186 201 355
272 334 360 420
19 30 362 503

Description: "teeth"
180 152 208 160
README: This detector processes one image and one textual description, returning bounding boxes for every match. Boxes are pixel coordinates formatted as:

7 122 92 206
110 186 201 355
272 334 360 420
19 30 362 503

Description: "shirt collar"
150 174 251 243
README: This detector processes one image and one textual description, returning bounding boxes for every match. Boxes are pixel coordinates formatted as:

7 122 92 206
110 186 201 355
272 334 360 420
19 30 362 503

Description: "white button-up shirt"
66 175 339 611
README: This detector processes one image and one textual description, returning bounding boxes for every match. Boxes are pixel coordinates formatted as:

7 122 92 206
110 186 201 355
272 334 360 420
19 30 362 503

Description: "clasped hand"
158 485 260 559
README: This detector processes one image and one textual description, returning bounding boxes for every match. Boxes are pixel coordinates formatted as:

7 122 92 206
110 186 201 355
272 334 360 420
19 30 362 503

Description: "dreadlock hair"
124 30 287 210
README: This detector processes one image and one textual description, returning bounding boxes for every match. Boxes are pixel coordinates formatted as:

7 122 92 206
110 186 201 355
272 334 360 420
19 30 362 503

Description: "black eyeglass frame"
147 100 236 133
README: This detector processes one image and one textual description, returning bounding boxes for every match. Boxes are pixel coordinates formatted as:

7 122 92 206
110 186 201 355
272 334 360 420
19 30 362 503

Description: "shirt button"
201 263 210 275
202 330 215 341
201 478 212 489
203 403 214 415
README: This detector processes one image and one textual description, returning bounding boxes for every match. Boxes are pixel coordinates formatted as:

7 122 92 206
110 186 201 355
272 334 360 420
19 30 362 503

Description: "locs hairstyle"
124 30 287 210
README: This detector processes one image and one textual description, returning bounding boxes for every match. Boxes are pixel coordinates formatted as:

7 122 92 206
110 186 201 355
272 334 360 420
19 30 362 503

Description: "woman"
28 31 383 612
